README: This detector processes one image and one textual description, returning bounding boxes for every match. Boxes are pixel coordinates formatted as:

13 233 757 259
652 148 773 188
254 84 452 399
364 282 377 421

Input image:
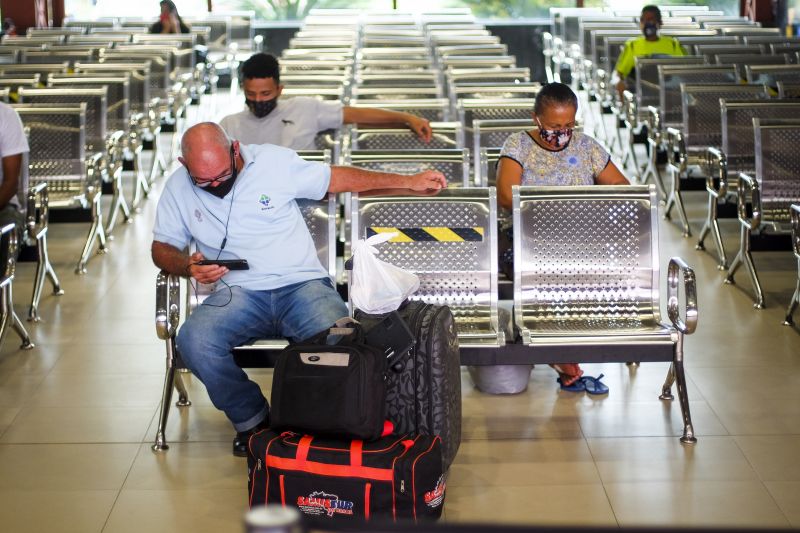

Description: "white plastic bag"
351 233 420 314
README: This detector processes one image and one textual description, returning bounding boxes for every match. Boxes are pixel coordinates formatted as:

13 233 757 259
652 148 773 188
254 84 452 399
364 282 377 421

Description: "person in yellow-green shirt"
614 5 686 98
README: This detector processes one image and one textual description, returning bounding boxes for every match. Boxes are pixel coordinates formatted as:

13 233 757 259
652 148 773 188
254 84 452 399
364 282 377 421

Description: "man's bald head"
179 123 235 181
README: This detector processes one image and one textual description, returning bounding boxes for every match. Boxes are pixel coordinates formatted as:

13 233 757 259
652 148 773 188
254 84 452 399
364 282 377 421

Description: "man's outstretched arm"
327 166 446 194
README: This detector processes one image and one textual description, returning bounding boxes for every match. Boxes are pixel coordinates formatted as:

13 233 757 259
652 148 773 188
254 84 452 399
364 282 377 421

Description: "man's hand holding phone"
187 252 229 284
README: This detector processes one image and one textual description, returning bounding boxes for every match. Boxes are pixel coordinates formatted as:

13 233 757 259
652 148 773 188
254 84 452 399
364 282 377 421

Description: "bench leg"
1 284 34 350
152 341 191 452
75 193 108 275
696 192 727 270
105 170 133 236
782 260 800 326
28 231 63 322
131 147 150 212
724 226 765 309
663 165 691 237
641 138 666 198
660 339 696 443
148 130 167 185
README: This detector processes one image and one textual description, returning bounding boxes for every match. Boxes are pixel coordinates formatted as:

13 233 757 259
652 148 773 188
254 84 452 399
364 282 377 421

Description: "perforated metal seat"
745 65 800 87
152 150 339 452
726 121 800 309
346 149 470 188
471 119 536 185
513 185 698 442
350 188 502 347
351 87 442 101
778 81 800 98
349 122 464 151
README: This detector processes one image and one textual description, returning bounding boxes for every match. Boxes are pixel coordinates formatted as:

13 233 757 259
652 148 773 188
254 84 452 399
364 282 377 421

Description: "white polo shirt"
0 102 29 210
153 143 331 291
220 97 344 150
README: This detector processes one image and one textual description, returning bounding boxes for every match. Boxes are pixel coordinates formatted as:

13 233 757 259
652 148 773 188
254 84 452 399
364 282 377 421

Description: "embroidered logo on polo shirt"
194 209 203 222
259 194 273 210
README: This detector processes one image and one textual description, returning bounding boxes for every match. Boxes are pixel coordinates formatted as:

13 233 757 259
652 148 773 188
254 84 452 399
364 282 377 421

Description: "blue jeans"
176 277 348 432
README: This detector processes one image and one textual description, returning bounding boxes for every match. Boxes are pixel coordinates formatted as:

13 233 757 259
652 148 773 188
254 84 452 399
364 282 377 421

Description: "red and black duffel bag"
247 429 445 524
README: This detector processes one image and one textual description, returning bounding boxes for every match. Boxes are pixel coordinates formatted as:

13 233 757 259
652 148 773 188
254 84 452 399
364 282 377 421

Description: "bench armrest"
665 127 686 172
26 182 48 239
791 204 800 257
155 270 181 340
622 89 636 125
705 147 728 198
667 257 698 335
86 152 104 195
645 106 661 143
736 172 761 231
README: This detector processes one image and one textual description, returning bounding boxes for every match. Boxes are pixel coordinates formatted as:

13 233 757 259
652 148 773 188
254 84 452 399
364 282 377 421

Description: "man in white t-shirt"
219 53 433 149
152 122 446 456
0 102 28 242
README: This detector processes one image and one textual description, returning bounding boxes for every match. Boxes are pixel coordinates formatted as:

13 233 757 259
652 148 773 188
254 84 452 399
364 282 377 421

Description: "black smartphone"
195 259 250 270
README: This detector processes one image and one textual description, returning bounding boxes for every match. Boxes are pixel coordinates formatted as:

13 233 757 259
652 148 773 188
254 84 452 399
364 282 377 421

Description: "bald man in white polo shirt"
219 53 432 149
151 122 446 456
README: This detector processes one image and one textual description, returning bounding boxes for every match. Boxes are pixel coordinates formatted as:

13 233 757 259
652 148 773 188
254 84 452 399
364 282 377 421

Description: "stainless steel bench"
725 120 800 309
13 103 107 274
664 83 769 237
457 98 536 127
509 185 698 443
345 149 470 188
700 100 800 268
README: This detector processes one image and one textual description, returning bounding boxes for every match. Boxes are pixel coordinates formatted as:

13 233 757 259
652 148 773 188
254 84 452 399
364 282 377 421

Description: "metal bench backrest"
294 150 337 278
448 83 539 110
18 87 107 154
0 77 39 92
350 122 464 151
349 98 450 122
0 63 68 78
358 59 432 71
716 53 790 66
778 82 800 98
21 50 94 65
659 66 738 127
446 67 530 85
477 147 502 187
280 87 346 102
513 185 660 344
678 36 738 52
754 120 800 222
356 72 441 88
745 65 800 87
440 56 517 70
681 83 769 149
13 104 88 201
280 59 353 72
721 100 800 174
101 51 171 93
635 56 706 110
458 98 536 127
696 44 764 57
771 43 800 56
436 44 508 57
350 87 441 101
350 188 502 346
48 75 130 130
74 62 151 114
347 149 470 188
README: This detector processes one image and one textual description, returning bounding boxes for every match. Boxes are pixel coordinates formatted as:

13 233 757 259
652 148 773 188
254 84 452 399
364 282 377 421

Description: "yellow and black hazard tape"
367 227 484 242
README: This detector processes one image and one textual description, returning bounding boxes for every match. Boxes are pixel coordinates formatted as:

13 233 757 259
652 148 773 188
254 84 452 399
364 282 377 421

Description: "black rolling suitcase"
247 429 446 524
356 301 462 469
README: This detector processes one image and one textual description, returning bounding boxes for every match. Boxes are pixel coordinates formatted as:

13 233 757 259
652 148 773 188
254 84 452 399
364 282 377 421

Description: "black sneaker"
232 416 269 457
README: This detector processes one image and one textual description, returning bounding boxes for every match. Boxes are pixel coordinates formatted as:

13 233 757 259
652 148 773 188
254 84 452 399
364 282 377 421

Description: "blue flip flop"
557 376 586 392
581 374 609 395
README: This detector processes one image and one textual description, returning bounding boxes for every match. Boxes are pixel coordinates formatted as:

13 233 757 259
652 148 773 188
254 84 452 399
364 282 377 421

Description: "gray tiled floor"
0 90 798 531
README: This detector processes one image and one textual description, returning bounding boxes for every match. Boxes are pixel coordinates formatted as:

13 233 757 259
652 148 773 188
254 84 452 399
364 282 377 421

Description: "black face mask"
246 97 278 119
202 174 237 198
643 22 658 38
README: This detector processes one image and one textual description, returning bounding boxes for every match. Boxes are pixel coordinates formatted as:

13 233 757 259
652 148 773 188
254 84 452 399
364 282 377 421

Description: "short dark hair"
533 82 578 115
160 0 177 13
241 53 280 83
640 5 662 23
